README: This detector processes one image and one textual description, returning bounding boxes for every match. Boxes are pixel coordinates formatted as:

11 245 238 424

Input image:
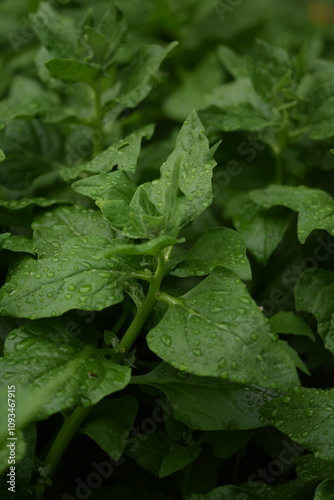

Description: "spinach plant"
1 1 334 500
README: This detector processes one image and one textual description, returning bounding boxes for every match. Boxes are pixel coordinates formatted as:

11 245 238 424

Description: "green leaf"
147 268 299 390
72 171 137 202
171 227 251 281
125 432 172 475
185 486 251 500
0 319 130 419
295 268 334 355
0 148 5 162
269 311 315 341
200 430 253 459
314 480 334 499
29 2 78 59
209 102 270 132
296 454 334 481
163 53 222 121
98 111 218 239
159 442 201 478
279 340 311 376
1 236 36 256
45 58 102 86
308 96 334 140
82 395 138 461
59 125 154 181
249 185 334 244
0 235 134 319
132 362 280 431
217 45 248 79
260 387 334 461
31 205 115 257
0 233 11 249
233 198 291 264
116 42 178 108
247 40 291 103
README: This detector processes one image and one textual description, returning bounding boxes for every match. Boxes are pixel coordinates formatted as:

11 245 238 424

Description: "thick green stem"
92 82 104 157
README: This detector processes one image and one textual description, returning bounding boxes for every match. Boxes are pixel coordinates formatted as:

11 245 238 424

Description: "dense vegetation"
1 1 334 499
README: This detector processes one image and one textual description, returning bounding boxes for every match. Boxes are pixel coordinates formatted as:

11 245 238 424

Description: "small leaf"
269 311 315 341
59 125 154 181
45 58 102 86
125 432 172 475
233 198 291 264
159 442 201 478
200 430 253 459
171 227 251 281
82 396 138 461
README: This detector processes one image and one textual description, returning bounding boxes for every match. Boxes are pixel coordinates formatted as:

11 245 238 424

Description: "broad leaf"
260 387 334 461
147 268 299 390
0 319 130 419
132 362 279 431
0 233 11 249
159 442 201 478
295 268 334 354
171 227 251 280
115 42 178 108
0 235 134 319
82 395 138 461
31 204 115 257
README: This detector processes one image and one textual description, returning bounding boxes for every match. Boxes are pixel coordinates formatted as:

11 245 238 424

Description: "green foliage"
1 1 334 499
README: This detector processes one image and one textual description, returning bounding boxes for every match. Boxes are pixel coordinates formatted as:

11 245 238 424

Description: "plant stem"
34 252 166 499
92 82 103 157
34 406 92 500
275 150 284 184
112 253 165 361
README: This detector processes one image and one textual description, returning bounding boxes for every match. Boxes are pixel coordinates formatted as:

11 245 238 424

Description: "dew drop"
161 334 172 347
